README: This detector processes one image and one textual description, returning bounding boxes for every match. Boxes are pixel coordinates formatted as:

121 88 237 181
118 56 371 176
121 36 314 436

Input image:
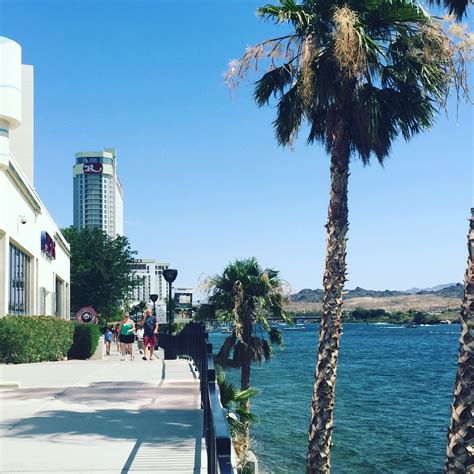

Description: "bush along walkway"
0 346 207 473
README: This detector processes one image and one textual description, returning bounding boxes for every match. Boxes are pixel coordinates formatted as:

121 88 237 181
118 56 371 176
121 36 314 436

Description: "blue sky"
1 0 472 294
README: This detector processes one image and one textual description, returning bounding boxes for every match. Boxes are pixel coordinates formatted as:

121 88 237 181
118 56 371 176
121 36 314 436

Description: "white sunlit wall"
0 36 70 318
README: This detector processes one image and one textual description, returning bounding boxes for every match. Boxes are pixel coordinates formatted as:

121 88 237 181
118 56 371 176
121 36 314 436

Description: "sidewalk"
0 345 207 473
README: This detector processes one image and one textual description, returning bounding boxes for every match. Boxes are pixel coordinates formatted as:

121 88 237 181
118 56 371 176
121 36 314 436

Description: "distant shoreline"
287 306 460 325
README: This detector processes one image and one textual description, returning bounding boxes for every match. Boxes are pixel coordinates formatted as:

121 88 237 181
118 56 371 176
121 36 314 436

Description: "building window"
9 244 30 315
55 277 63 317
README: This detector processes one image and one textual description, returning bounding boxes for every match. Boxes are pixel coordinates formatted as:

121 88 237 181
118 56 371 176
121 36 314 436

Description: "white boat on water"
273 322 305 330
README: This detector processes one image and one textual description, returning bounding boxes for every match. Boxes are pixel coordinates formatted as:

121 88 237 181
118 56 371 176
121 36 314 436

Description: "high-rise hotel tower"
73 149 124 237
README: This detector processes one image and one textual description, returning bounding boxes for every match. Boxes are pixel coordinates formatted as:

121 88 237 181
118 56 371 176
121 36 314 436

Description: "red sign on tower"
83 163 103 174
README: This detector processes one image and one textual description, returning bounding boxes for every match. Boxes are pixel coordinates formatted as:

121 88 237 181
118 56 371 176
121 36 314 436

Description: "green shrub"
0 315 75 364
68 324 101 359
158 322 186 335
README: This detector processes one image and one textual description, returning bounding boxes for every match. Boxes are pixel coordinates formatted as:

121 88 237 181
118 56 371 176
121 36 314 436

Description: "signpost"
76 306 98 325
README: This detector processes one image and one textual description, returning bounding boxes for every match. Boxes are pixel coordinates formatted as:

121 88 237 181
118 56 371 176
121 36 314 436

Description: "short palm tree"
216 365 259 458
207 257 291 453
445 209 474 473
226 1 469 472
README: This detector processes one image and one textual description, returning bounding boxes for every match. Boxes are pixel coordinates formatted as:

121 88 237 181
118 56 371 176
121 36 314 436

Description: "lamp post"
150 294 158 317
162 269 178 324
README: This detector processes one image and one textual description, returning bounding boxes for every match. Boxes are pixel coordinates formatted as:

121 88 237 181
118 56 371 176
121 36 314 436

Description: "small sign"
156 304 167 324
76 306 98 325
41 231 56 259
83 163 103 174
174 291 192 309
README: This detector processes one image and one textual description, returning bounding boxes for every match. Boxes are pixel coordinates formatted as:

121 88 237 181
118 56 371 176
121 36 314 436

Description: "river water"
210 323 460 473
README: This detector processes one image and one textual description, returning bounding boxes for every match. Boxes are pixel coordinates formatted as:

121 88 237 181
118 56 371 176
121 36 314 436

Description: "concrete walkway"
0 346 207 473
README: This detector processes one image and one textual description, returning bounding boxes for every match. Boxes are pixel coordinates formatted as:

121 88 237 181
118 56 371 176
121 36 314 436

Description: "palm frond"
269 327 285 348
255 64 295 106
425 0 469 20
273 83 304 145
262 339 273 361
236 406 260 424
234 387 260 402
258 0 313 32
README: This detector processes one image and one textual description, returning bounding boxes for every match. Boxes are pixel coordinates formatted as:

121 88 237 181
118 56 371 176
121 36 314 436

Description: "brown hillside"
286 294 462 313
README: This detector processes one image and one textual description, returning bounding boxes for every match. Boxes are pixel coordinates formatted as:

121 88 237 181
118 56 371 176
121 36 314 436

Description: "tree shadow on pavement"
4 408 203 442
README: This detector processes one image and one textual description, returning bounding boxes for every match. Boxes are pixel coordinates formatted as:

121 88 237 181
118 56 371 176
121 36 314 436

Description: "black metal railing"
158 323 233 474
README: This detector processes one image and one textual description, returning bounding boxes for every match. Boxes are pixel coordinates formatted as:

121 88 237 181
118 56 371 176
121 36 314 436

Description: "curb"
0 381 21 389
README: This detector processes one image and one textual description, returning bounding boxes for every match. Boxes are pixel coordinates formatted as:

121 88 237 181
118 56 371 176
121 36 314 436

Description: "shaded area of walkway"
0 349 207 473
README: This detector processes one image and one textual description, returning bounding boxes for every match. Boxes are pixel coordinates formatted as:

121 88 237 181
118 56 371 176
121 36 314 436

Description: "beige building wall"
9 65 34 185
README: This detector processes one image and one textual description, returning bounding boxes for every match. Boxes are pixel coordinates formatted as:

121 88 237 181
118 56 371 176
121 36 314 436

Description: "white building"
73 149 124 237
0 37 70 318
131 259 170 305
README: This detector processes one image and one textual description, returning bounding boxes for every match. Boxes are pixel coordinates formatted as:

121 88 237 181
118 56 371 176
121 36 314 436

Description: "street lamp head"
150 294 158 303
163 269 178 284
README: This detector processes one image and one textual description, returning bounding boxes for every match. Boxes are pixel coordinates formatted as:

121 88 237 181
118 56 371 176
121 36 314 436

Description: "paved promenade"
0 347 207 473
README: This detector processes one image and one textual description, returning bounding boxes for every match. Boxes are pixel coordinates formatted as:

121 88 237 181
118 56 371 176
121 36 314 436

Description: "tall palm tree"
207 257 290 453
445 209 474 473
226 1 469 472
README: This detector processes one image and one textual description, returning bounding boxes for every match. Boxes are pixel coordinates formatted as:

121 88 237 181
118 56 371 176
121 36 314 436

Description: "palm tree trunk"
307 112 350 473
216 332 236 365
445 208 474 473
239 317 253 456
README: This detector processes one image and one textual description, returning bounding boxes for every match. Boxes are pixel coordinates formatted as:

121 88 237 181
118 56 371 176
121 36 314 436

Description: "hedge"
0 316 103 363
68 323 101 360
0 316 75 364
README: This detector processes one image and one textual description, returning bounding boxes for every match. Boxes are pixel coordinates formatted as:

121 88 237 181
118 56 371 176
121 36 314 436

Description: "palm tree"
207 257 291 453
445 209 474 473
216 365 259 459
226 1 469 472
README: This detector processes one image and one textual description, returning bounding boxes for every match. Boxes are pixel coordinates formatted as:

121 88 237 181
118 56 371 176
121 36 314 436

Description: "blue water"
210 323 459 473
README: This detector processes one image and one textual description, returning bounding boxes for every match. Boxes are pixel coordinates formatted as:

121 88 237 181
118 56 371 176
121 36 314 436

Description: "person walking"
136 326 144 354
104 326 113 356
118 312 136 361
114 323 121 351
139 308 158 360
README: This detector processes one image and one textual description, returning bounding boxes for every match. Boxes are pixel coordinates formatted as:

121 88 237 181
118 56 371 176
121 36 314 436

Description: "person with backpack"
139 308 158 360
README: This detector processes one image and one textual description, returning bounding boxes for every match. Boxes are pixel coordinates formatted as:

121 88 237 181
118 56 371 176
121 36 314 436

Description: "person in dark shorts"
104 327 113 355
139 308 158 360
118 312 136 361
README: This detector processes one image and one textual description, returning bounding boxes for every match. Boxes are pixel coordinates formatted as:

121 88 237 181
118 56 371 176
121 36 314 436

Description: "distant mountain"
291 283 462 302
405 283 457 294
345 287 407 299
416 283 463 298
291 288 324 302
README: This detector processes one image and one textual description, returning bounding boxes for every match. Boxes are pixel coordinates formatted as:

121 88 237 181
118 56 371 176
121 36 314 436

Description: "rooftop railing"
158 322 233 474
